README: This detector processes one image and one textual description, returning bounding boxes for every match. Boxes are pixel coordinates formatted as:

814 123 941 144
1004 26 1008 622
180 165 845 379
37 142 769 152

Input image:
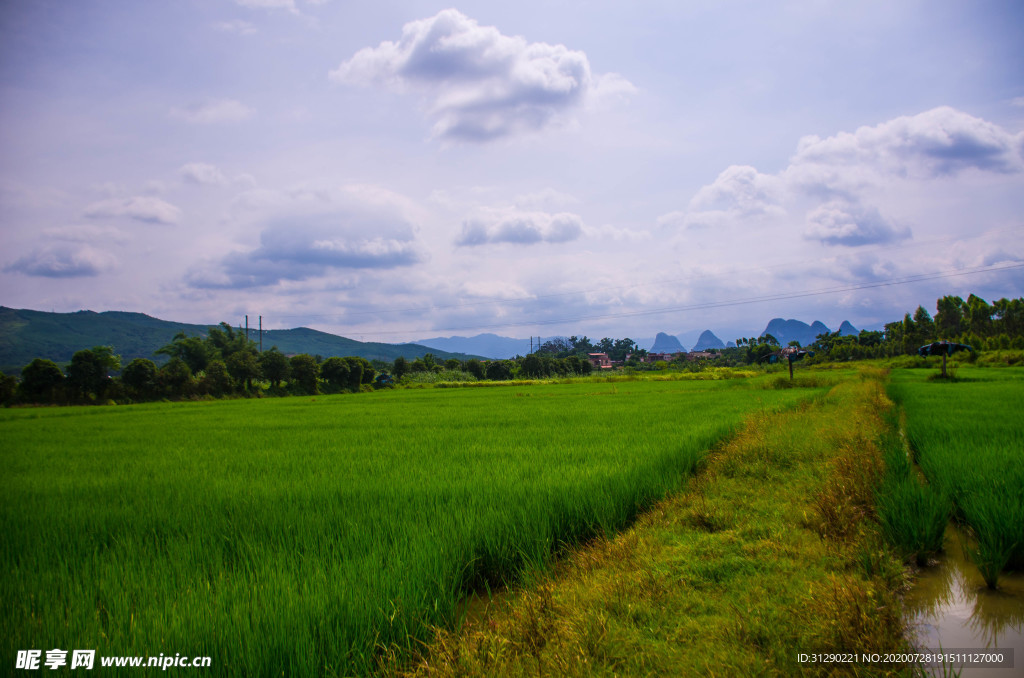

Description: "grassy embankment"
887 367 1024 588
388 369 915 677
2 375 816 676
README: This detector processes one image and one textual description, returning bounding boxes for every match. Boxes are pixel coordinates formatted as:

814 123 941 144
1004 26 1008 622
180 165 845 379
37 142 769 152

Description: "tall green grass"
888 367 1024 587
1 377 819 675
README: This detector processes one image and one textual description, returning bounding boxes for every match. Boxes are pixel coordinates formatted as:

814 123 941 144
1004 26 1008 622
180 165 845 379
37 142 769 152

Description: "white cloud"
330 9 632 142
83 196 181 224
190 184 426 289
233 0 297 11
170 99 254 124
456 210 584 246
688 165 786 217
5 244 117 278
668 107 1023 247
214 20 258 35
788 106 1024 188
41 224 129 244
180 162 228 186
803 200 911 247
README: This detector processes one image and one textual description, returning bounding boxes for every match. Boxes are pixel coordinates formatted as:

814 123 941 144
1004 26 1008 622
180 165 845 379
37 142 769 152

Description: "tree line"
0 322 601 406
2 293 1020 405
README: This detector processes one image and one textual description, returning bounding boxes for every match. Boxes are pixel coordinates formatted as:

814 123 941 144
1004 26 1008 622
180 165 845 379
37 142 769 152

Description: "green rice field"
2 376 820 676
887 367 1024 587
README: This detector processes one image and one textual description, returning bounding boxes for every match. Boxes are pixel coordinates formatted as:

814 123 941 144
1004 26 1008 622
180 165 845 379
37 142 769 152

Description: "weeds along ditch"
1 375 823 676
886 367 1024 587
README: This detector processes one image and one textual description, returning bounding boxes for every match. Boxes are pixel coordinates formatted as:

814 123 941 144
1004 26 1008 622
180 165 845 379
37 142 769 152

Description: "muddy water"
903 525 1024 677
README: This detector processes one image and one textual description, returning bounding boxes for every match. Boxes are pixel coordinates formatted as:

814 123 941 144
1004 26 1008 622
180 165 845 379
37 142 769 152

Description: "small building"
587 352 613 369
645 352 682 363
687 351 720 361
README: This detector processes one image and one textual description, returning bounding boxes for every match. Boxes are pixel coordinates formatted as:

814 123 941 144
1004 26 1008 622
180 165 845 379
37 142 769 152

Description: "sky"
1 0 1023 345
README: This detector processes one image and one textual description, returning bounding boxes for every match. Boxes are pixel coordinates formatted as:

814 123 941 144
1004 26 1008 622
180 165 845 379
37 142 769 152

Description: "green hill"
0 307 477 374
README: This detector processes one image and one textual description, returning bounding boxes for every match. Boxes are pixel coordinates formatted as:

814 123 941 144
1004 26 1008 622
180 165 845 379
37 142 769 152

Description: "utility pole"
259 315 262 353
245 315 249 342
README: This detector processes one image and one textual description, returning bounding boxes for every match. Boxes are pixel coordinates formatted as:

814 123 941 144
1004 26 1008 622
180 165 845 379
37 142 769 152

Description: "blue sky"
1 0 1022 344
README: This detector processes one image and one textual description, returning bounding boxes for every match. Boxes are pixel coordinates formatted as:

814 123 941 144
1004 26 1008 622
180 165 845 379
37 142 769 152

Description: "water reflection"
903 526 1024 676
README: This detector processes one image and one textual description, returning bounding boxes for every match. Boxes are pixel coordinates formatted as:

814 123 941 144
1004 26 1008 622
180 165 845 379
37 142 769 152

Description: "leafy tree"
122 358 159 400
320 357 351 391
20 359 65 403
857 330 883 347
155 333 211 374
227 350 261 392
465 358 484 379
913 306 936 343
966 294 992 337
206 322 250 357
445 358 462 370
521 354 544 377
935 295 965 338
993 297 1023 336
393 356 409 379
762 333 780 347
201 359 234 396
540 337 573 355
66 346 121 400
347 356 375 386
289 354 320 394
485 360 512 381
569 335 594 355
0 371 16 405
259 348 291 388
158 358 194 398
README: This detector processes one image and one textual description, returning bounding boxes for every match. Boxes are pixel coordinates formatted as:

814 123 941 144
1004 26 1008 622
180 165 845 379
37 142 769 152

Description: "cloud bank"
667 107 1023 247
330 9 632 141
188 186 425 289
83 196 181 224
456 210 584 246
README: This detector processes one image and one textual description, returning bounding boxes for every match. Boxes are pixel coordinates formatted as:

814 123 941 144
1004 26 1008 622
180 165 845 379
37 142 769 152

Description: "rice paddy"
887 367 1024 587
1 376 818 676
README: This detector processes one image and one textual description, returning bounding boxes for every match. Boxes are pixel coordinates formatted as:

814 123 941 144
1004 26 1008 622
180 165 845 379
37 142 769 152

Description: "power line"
350 261 1024 337
273 226 1024 321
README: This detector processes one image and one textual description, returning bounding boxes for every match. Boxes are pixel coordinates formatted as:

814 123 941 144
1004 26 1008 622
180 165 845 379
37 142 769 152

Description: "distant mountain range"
0 307 477 374
421 319 861 359
649 332 686 353
413 333 534 360
1 305 867 373
691 330 726 351
760 318 859 347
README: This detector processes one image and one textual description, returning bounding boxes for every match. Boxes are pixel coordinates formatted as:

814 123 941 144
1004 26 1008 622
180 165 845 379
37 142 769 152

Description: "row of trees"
391 351 595 381
3 294 1020 405
2 322 382 405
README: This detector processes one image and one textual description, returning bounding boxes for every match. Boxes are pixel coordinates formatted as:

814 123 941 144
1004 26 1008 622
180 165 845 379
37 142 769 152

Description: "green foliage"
200 359 235 397
888 367 1024 587
464 358 484 380
288 354 320 394
65 345 121 401
485 359 513 381
258 348 290 388
226 350 260 392
19 358 65 403
158 357 194 398
0 372 16 405
156 332 211 374
393 355 409 379
875 475 949 566
0 377 814 677
121 358 159 400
